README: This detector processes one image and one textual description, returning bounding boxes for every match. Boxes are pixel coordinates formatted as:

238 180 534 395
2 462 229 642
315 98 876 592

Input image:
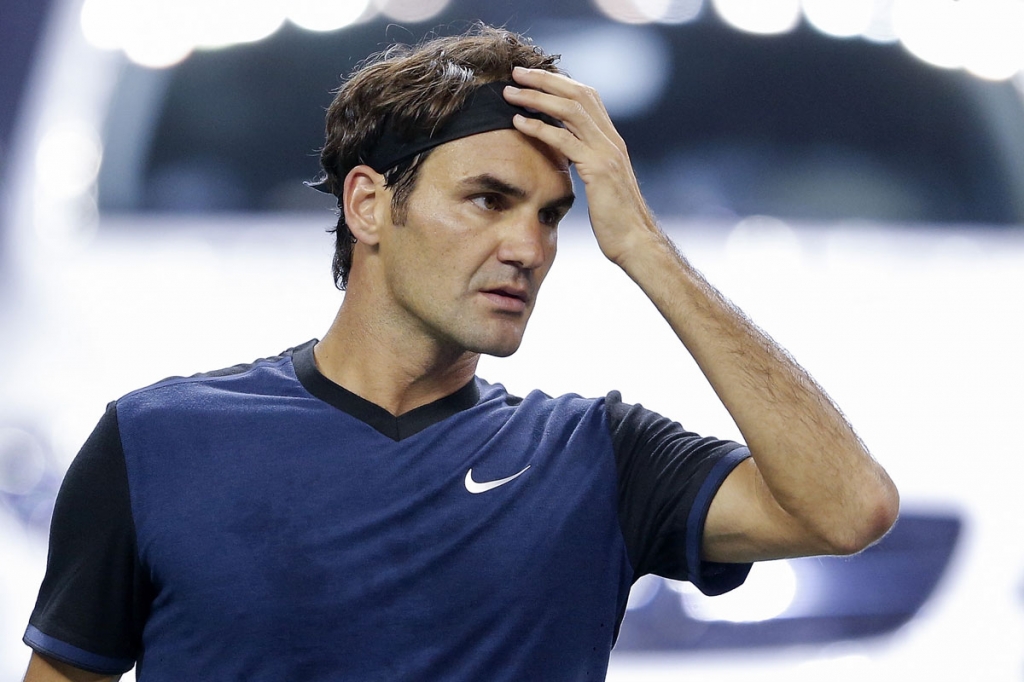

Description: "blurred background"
1 0 1023 679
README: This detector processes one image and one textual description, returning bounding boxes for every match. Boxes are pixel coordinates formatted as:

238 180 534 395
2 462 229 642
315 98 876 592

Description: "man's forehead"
426 129 572 191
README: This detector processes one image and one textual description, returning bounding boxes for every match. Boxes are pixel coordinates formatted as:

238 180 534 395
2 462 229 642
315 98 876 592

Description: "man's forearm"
616 226 899 557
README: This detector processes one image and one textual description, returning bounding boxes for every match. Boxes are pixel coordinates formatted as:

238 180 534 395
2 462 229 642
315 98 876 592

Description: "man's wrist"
610 221 686 278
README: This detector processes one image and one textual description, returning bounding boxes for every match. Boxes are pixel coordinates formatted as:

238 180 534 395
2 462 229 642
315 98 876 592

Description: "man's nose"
496 215 551 270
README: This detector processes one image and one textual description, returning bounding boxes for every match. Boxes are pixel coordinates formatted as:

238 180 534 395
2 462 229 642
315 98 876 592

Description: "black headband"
307 80 559 195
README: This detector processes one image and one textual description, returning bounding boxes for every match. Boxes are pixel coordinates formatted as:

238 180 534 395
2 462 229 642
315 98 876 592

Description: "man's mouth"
480 286 529 312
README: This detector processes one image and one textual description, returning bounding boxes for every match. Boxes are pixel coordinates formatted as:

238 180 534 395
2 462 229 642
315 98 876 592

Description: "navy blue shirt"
25 341 750 680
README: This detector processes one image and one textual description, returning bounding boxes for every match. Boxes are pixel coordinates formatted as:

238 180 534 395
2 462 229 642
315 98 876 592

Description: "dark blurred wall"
0 0 52 162
0 0 53 280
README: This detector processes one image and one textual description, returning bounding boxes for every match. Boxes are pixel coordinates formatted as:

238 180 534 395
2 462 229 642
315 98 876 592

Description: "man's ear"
342 165 386 246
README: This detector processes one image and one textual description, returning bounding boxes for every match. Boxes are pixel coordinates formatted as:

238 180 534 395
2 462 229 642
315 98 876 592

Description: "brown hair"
319 23 564 289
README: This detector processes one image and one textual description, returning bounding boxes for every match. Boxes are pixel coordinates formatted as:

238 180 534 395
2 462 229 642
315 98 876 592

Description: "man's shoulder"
476 378 612 418
115 340 314 416
477 383 692 443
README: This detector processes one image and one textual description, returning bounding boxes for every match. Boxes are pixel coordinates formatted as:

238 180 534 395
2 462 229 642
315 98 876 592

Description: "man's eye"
540 209 563 227
471 194 502 211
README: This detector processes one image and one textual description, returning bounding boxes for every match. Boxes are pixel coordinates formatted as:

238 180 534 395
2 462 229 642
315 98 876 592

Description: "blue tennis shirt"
25 340 750 680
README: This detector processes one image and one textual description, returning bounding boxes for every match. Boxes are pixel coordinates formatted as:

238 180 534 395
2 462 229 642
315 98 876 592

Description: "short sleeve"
23 402 150 675
607 392 752 596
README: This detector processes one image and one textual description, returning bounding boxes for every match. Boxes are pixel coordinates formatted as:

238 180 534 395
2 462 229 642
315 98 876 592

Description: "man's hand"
504 67 899 562
504 67 664 266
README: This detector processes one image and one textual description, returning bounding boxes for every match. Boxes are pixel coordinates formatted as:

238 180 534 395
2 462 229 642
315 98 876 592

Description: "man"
22 25 898 682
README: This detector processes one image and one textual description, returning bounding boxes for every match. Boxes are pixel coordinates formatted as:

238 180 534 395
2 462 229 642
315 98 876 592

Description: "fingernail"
513 66 526 73
504 85 520 94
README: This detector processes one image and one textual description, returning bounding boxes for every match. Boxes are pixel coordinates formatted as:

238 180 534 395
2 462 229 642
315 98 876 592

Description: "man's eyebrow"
459 173 528 199
459 173 575 210
546 192 576 213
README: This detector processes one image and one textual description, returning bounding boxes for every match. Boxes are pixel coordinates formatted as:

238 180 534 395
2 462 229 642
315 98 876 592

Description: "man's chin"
453 317 531 358
483 346 519 359
470 335 525 359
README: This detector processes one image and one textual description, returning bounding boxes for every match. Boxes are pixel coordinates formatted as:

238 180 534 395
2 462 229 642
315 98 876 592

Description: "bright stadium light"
288 0 373 32
893 0 966 69
32 121 103 245
657 0 705 24
35 122 103 200
712 0 802 35
82 0 196 67
79 0 128 50
961 0 1024 81
594 0 664 24
893 0 1024 80
861 0 899 43
593 0 704 24
80 0 289 68
191 0 285 49
801 0 875 38
374 0 450 23
121 30 194 69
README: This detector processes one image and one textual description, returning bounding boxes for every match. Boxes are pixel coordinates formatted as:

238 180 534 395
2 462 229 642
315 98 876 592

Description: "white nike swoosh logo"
464 465 531 494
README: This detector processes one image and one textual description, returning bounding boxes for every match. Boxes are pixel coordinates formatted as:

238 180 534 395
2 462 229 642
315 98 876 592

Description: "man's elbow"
828 478 900 556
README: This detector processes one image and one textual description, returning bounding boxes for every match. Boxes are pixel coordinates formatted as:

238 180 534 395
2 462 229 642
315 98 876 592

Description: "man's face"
375 128 574 358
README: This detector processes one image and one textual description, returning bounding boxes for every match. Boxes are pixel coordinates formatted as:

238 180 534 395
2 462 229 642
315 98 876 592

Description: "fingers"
504 85 589 139
504 84 618 165
510 112 587 162
511 65 581 97
508 67 623 145
505 67 633 181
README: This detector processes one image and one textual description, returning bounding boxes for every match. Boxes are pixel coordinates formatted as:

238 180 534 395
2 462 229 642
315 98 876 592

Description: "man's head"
318 24 565 290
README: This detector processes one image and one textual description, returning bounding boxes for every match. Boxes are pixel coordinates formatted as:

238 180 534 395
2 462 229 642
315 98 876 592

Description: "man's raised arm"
505 67 899 563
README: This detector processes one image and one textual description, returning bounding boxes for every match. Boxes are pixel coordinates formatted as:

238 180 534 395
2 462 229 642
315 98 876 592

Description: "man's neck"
313 304 480 417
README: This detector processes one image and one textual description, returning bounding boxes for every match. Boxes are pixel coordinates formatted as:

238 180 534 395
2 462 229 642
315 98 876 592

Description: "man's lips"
480 286 530 312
